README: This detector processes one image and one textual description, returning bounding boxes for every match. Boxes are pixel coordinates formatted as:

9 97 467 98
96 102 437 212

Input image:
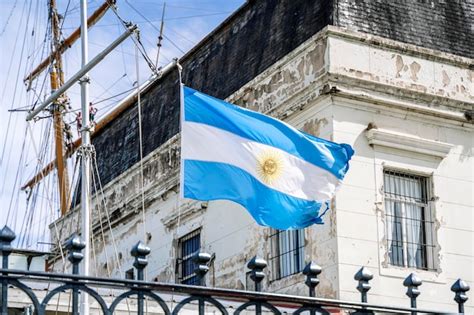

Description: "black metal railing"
0 225 471 314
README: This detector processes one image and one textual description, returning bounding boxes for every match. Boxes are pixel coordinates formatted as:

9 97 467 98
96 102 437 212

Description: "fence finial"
303 261 322 297
354 267 373 303
247 256 267 292
131 241 151 280
0 225 16 315
451 278 470 314
65 233 86 275
192 252 212 286
403 273 422 313
0 225 16 254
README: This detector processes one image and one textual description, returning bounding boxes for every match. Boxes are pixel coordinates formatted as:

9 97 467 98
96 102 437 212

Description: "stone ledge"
161 201 208 229
366 128 453 158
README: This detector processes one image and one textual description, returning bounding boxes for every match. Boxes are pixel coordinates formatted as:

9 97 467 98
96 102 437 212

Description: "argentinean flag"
180 86 354 230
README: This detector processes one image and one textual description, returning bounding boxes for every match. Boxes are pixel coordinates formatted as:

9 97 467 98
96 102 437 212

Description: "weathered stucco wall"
52 26 473 312
332 97 473 310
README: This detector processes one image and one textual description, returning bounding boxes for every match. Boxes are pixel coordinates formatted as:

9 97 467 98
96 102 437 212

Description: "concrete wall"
327 29 473 311
51 26 473 312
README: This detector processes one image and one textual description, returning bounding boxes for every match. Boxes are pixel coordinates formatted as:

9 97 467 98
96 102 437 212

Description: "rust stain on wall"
409 61 421 82
395 55 404 78
302 118 328 137
442 70 450 87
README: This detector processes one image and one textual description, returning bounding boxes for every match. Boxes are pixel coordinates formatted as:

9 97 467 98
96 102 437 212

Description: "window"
269 229 305 280
176 229 201 285
125 268 134 280
383 170 436 270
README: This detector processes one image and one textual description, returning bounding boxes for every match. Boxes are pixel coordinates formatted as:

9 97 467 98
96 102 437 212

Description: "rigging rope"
91 73 128 103
0 0 19 37
91 153 133 314
124 0 187 55
0 0 34 169
90 160 112 277
108 2 157 74
111 1 157 74
24 122 66 263
5 128 28 225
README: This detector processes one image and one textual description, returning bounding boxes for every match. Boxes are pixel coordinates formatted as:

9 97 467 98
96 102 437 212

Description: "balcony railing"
0 225 470 314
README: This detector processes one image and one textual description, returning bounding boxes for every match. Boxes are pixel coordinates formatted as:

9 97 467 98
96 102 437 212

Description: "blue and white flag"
180 86 354 230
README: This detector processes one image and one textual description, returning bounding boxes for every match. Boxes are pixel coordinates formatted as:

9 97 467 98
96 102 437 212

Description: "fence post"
303 262 322 297
65 233 85 315
354 267 373 304
247 256 267 292
131 241 151 315
192 252 211 315
451 279 470 314
0 226 16 315
403 273 422 315
192 252 211 286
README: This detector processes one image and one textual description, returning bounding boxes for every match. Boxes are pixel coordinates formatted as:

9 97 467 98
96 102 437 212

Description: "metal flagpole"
79 0 90 314
24 9 136 313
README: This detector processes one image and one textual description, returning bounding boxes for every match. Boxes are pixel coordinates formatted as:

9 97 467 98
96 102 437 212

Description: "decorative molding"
161 202 208 229
366 128 452 158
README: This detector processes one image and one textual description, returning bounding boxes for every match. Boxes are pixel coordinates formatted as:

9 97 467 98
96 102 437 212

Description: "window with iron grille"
176 229 201 285
269 229 305 280
383 170 436 270
125 268 134 280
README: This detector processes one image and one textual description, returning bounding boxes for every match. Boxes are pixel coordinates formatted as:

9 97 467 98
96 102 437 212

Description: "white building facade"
49 25 474 313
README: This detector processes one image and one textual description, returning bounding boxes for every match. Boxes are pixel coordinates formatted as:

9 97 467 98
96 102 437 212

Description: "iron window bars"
269 229 305 280
383 170 436 270
177 229 201 285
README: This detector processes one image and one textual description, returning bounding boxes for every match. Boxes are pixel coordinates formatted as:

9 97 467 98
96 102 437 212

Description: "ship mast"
49 0 70 215
25 1 137 312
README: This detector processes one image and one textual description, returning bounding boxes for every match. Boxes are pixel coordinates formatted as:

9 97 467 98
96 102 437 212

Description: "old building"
50 0 473 312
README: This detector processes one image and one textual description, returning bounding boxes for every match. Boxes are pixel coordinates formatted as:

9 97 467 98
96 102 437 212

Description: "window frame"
176 229 201 285
382 169 436 271
269 229 306 281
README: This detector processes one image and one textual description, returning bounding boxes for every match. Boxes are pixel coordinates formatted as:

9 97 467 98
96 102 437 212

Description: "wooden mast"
24 1 114 87
49 0 70 215
22 0 114 213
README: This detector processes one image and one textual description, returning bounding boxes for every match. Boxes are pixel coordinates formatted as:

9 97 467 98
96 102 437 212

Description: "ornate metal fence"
0 225 470 314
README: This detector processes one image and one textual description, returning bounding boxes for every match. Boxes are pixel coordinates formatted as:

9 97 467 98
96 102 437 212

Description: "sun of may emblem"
256 149 284 185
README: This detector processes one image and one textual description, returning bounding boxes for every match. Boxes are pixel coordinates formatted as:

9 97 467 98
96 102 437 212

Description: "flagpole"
79 0 90 314
177 62 184 199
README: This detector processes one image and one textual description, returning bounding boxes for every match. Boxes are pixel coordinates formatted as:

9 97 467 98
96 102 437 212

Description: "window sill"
267 272 305 292
379 264 446 284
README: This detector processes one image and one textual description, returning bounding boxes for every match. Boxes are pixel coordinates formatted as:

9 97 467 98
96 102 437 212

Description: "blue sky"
0 0 244 249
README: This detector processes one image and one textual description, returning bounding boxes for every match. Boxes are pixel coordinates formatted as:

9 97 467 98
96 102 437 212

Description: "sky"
0 0 244 249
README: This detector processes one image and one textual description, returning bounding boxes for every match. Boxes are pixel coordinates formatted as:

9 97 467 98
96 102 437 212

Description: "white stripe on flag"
182 121 340 201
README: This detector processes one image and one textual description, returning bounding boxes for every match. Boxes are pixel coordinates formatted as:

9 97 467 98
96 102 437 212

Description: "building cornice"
366 128 453 158
325 26 473 69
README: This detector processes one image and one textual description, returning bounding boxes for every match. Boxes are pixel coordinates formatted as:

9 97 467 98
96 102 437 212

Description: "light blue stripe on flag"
184 160 324 229
181 86 354 229
184 87 353 180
